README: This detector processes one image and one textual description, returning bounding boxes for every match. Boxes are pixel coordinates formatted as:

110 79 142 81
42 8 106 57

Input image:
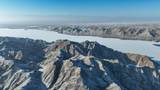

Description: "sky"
0 0 160 24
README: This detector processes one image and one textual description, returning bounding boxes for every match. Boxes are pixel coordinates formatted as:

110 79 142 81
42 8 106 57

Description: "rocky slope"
0 37 160 90
48 24 160 42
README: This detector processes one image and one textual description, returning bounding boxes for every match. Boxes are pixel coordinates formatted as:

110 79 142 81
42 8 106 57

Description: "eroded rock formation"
0 37 159 90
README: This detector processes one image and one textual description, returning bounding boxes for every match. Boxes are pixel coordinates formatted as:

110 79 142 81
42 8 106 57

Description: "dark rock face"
153 44 160 47
48 24 160 42
0 37 159 90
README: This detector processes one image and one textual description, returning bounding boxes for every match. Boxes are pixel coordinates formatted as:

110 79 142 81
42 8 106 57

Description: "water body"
0 28 159 61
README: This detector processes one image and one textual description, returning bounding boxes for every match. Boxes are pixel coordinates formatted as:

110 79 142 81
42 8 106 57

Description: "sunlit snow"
0 28 159 60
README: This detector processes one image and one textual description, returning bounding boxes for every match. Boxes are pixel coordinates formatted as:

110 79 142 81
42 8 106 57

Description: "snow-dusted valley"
0 27 159 60
0 24 160 90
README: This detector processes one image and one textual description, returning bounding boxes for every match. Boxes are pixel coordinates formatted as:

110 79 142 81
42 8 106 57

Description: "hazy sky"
0 0 160 24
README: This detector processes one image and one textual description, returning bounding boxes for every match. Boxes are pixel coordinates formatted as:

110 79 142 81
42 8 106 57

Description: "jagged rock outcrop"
0 37 160 90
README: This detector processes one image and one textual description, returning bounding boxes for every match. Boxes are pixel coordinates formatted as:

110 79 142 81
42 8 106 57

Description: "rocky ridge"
47 24 160 42
0 37 159 90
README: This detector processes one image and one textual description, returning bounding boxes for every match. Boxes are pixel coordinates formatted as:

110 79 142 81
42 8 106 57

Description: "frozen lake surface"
0 28 160 61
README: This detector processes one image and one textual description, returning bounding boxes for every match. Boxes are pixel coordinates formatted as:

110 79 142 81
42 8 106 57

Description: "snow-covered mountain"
47 24 160 42
0 37 159 90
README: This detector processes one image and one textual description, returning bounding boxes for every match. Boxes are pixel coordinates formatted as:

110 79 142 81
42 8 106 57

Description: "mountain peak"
0 37 159 90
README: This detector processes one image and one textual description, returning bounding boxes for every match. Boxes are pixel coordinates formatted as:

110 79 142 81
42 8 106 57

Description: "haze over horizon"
0 0 160 24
